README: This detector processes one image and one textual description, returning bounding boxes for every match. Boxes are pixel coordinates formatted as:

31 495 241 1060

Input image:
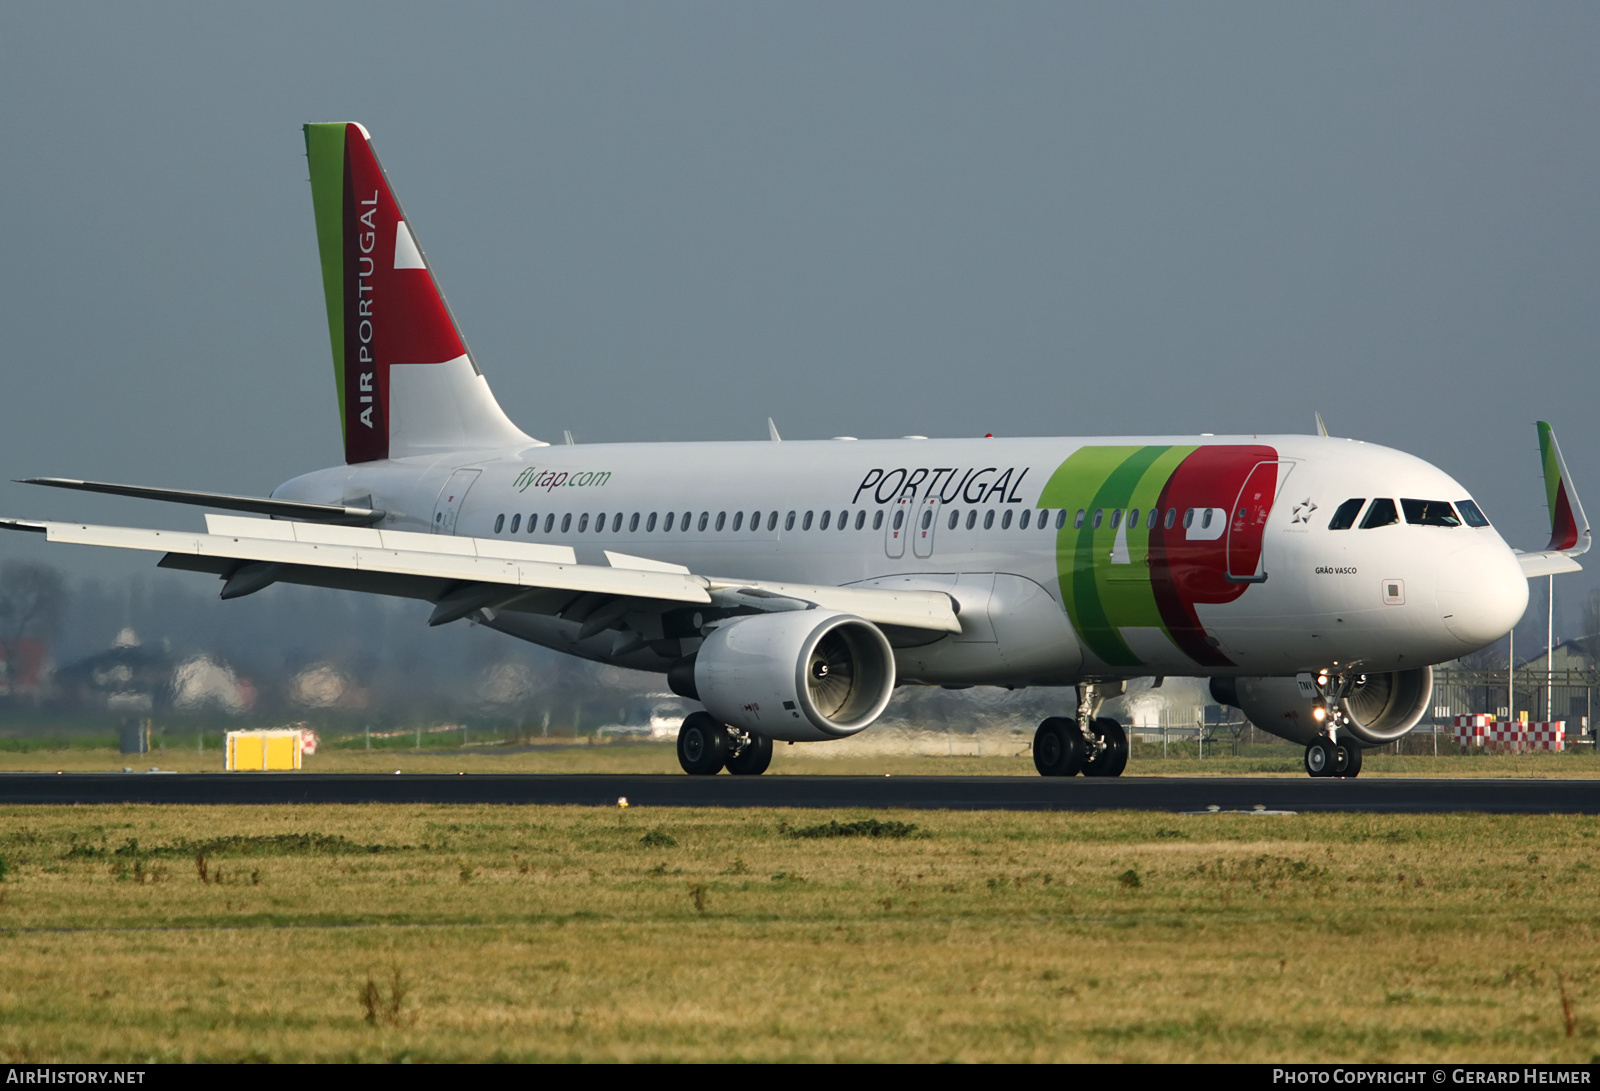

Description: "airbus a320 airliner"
6 123 1588 778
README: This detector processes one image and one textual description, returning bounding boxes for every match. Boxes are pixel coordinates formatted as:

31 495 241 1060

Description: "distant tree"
0 562 68 644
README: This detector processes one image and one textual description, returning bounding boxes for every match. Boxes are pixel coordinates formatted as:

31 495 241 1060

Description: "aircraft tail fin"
303 123 538 463
1537 421 1589 555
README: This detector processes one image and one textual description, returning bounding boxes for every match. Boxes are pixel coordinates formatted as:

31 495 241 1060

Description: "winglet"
1538 421 1589 555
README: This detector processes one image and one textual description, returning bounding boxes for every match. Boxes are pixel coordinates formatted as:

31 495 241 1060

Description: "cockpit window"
1401 499 1462 527
1360 498 1400 529
1328 498 1365 531
1457 500 1491 528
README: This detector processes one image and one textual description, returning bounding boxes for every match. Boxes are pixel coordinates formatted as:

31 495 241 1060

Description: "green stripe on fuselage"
303 123 348 437
1039 445 1196 667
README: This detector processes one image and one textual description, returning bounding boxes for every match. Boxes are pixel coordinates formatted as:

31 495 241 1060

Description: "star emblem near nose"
1292 499 1317 524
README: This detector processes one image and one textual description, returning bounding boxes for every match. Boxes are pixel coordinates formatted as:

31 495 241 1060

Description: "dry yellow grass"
0 804 1596 1061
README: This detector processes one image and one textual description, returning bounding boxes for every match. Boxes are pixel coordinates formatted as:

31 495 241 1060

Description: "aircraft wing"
1514 550 1584 578
0 513 962 634
1512 421 1591 579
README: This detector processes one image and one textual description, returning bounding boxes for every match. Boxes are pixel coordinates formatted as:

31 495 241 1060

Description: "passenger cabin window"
700 512 710 532
646 512 657 532
1092 509 1103 529
732 512 743 531
664 512 675 532
1164 509 1175 529
1457 500 1491 528
872 511 884 530
494 514 505 533
1000 510 1012 529
1361 498 1400 529
767 512 778 531
1020 509 1031 530
785 511 795 532
561 513 572 533
853 510 864 530
803 511 814 531
749 511 761 531
681 511 691 531
947 510 959 530
983 510 995 530
1073 509 1085 529
1328 499 1365 531
1401 499 1461 527
1056 510 1068 530
629 513 640 532
965 510 976 530
545 514 555 533
716 512 726 531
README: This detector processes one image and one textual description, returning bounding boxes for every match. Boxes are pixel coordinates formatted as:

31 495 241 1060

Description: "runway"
1 773 1598 813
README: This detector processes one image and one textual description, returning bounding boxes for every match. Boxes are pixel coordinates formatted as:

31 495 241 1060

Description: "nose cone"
1435 540 1529 650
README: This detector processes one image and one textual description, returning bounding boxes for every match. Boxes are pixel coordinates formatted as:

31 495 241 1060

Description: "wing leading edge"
0 514 962 634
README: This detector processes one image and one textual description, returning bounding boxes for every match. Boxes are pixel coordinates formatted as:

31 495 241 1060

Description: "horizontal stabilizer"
18 478 384 525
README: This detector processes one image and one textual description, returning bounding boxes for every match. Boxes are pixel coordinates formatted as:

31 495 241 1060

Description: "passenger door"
432 469 481 535
884 493 914 559
912 496 941 559
1225 461 1292 582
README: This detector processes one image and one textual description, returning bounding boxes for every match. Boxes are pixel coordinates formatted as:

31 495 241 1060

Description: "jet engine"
1210 666 1433 746
668 611 896 742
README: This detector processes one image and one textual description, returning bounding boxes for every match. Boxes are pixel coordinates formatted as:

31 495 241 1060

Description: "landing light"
1313 707 1327 723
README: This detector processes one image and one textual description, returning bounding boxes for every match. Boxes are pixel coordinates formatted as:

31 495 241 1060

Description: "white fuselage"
275 433 1529 687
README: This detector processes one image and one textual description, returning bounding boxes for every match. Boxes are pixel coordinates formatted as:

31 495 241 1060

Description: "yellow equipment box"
225 729 304 771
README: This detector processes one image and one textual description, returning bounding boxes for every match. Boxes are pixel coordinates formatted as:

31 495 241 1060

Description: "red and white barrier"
1452 715 1492 747
1453 716 1564 753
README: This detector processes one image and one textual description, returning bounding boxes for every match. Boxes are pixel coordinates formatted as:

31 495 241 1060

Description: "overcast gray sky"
2 3 1596 636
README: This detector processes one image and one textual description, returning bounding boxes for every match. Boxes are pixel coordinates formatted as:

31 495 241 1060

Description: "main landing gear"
1302 667 1364 778
676 712 772 776
1034 682 1129 778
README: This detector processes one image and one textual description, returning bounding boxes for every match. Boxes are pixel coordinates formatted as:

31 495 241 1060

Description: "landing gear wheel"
1082 718 1129 778
1304 736 1337 778
677 712 729 775
1033 717 1086 777
725 732 773 776
1333 741 1363 778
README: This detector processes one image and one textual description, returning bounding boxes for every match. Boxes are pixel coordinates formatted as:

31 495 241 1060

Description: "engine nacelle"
1211 666 1433 747
678 611 896 742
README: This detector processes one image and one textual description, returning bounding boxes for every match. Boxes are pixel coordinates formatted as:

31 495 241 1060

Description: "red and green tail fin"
303 123 535 463
1537 421 1589 555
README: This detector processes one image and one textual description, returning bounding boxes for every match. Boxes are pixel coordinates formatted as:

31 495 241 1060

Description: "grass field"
0 803 1598 1061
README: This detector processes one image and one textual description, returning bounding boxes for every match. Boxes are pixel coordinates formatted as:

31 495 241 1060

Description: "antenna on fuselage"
1314 412 1330 437
563 430 576 446
767 418 782 443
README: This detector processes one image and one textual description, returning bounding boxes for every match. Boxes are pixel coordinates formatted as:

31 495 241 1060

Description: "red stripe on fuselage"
1147 445 1278 667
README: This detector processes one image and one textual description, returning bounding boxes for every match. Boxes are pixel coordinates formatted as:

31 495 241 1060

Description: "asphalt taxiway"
0 773 1596 813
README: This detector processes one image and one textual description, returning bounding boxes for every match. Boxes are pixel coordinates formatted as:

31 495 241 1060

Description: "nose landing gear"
1303 668 1365 778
